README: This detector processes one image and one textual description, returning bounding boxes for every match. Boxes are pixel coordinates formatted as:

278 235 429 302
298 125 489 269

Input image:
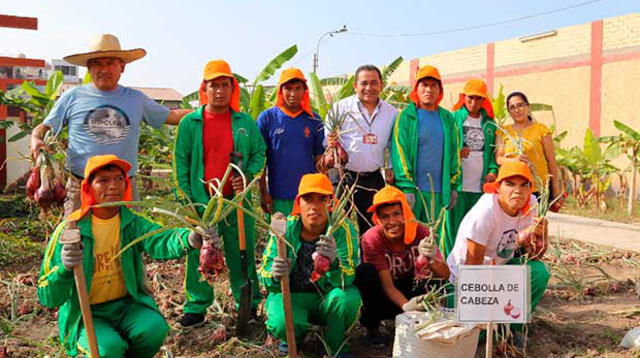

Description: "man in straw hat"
37 154 205 358
257 68 324 217
448 79 498 250
354 185 450 346
173 59 266 328
390 65 460 256
447 161 550 340
30 34 191 217
259 173 361 358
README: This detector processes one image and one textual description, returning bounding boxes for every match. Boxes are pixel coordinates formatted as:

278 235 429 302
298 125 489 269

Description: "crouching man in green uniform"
37 154 205 358
259 173 361 358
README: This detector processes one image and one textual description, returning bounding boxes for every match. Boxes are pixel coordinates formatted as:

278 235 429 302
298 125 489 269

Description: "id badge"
363 133 378 145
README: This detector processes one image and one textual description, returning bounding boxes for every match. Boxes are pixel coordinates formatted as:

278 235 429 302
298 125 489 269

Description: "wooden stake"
62 222 99 358
276 234 297 358
486 259 497 358
486 322 493 358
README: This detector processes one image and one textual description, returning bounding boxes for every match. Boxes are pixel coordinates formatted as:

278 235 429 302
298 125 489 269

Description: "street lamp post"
313 25 347 74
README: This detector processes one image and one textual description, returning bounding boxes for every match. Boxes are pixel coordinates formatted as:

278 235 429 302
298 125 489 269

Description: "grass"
560 196 640 224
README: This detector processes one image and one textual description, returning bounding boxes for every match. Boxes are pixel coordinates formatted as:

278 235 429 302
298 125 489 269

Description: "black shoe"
178 313 205 328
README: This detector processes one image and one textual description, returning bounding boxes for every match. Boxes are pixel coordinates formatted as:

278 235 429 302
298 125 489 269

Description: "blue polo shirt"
257 107 324 200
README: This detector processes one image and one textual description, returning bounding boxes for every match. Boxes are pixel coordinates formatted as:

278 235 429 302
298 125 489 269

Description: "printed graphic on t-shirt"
384 246 420 280
496 229 518 259
463 125 484 152
84 105 130 145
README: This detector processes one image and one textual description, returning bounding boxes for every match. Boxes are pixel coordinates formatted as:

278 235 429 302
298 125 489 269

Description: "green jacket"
390 102 461 206
259 215 359 294
452 106 498 188
173 105 267 211
37 207 192 357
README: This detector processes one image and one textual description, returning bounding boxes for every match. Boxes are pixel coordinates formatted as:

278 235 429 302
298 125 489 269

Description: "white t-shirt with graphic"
447 193 536 282
461 115 484 192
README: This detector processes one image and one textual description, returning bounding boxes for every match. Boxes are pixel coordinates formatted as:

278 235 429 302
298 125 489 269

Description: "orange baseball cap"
483 160 534 194
291 173 334 215
199 59 240 112
367 186 418 245
276 68 314 117
409 65 444 107
452 78 494 118
67 154 133 221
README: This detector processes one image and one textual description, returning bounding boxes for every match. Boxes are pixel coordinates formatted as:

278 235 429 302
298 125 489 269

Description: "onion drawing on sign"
510 307 521 319
503 299 514 315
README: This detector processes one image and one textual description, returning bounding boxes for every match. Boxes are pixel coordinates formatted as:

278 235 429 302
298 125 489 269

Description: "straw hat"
64 34 146 67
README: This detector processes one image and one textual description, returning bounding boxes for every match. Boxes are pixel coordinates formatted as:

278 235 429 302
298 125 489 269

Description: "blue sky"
2 0 638 95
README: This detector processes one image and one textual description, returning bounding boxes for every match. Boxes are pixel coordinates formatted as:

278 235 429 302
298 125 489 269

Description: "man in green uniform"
449 79 498 250
390 65 460 256
37 154 204 358
173 59 266 327
259 173 361 358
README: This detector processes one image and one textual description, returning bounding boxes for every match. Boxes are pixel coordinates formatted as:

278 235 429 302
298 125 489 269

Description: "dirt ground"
1 207 640 357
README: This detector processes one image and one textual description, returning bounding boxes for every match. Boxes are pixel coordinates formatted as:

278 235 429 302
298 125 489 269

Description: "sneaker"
178 313 205 328
364 326 388 348
278 341 288 356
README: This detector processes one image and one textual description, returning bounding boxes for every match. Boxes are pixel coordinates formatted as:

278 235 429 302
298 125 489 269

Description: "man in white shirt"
447 161 550 333
325 65 397 234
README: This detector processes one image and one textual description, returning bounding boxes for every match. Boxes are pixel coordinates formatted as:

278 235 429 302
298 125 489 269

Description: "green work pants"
184 208 261 314
77 297 168 358
265 287 361 355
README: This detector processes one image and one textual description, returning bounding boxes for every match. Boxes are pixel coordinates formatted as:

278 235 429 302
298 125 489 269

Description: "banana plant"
601 120 640 216
556 129 619 211
1 70 64 142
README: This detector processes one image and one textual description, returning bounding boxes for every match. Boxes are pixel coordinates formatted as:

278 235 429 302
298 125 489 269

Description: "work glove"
271 256 291 279
61 228 83 270
418 237 437 259
404 192 416 209
189 226 220 250
316 234 337 263
448 190 458 210
402 294 426 312
270 212 287 237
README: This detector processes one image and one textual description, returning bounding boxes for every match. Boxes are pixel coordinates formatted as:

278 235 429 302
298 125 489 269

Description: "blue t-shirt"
43 84 169 177
257 107 324 200
415 109 444 193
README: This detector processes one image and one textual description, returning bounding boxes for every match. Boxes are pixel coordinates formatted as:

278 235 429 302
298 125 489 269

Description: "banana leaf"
252 45 298 86
381 56 403 83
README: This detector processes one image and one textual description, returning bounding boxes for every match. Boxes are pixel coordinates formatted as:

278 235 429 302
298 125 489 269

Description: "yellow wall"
603 13 640 51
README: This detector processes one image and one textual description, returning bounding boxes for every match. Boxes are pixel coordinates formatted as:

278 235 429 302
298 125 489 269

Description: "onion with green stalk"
29 130 67 214
95 163 259 282
320 105 354 178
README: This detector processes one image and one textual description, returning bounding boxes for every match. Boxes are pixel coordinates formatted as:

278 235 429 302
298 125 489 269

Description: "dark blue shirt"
416 109 444 193
257 107 324 200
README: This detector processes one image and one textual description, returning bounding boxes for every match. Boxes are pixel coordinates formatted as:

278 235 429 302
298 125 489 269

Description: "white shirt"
461 115 485 192
324 95 397 172
447 194 536 282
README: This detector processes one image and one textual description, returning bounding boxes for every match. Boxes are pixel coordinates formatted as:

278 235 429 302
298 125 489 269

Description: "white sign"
456 265 530 324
